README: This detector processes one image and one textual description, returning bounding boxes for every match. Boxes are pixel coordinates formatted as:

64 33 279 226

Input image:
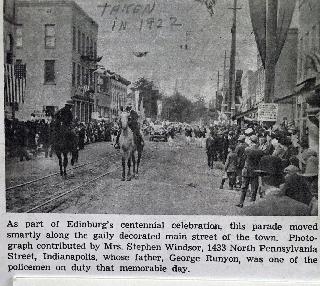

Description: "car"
149 125 168 142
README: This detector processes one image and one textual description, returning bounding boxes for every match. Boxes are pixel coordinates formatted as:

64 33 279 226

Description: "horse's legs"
136 149 142 175
127 155 132 181
132 152 136 178
122 157 126 181
63 152 68 177
56 152 63 176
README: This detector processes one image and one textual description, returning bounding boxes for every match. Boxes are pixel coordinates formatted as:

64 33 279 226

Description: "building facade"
294 0 320 151
4 0 17 65
15 0 98 121
236 28 298 124
94 69 130 120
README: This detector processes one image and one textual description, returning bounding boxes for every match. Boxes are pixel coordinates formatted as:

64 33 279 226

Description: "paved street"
6 136 243 215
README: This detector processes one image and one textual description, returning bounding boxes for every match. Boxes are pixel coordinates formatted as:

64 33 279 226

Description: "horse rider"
114 104 144 149
55 100 74 128
54 100 76 143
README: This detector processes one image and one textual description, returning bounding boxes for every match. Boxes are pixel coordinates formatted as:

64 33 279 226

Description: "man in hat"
241 155 310 216
55 100 74 128
114 103 144 149
298 156 318 215
235 135 248 188
236 134 264 207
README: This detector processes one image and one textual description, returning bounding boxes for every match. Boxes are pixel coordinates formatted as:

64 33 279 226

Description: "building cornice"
16 0 98 28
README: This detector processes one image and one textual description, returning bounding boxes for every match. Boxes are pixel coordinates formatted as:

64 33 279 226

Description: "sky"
75 0 259 102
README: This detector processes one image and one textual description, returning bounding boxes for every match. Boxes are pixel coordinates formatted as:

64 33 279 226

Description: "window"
90 38 93 56
72 26 76 51
77 64 81 86
82 66 85 84
44 60 55 84
86 36 89 56
45 24 55 48
93 41 97 58
72 62 76 86
82 33 85 55
78 30 81 53
311 25 317 51
16 25 23 48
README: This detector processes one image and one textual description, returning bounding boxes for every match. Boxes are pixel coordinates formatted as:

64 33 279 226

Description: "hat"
245 128 253 135
238 135 245 142
65 100 74 106
284 165 300 175
255 155 283 176
297 149 318 164
250 134 258 143
299 156 318 177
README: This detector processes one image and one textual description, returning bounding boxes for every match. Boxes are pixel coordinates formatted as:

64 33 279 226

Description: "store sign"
257 103 278 122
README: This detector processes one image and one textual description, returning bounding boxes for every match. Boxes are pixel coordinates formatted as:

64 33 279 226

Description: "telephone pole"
228 0 241 118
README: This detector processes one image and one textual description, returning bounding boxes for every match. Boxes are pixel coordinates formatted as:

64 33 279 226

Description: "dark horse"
50 120 79 177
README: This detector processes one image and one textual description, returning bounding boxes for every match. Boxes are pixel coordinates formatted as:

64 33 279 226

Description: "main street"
6 136 244 215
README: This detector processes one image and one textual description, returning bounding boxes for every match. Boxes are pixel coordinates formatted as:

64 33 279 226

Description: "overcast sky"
75 0 259 102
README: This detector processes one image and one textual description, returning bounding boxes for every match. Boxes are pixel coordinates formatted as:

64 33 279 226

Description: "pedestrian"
236 134 264 207
235 135 247 188
220 145 237 190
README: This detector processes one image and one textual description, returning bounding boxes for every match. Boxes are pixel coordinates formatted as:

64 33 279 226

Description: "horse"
119 112 143 181
50 120 79 178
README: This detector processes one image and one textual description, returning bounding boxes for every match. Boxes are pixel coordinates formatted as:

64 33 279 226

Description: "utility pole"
221 50 229 113
228 0 241 118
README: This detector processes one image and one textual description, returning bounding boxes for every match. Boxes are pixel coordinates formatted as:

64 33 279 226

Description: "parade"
3 0 319 216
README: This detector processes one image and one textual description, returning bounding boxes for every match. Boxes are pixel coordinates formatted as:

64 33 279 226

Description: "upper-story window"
78 30 81 53
72 26 76 51
82 33 85 56
86 36 89 56
45 24 56 48
93 41 97 58
44 60 56 84
16 25 23 48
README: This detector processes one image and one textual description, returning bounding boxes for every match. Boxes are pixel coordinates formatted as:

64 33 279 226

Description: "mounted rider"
53 100 77 145
114 103 144 149
54 100 74 128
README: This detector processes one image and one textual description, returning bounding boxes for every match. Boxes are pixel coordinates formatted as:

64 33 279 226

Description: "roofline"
16 0 98 28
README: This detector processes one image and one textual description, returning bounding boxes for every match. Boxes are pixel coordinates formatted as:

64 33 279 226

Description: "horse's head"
120 112 129 129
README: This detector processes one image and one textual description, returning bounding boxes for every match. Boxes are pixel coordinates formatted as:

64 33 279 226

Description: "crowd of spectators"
204 121 318 216
4 117 119 161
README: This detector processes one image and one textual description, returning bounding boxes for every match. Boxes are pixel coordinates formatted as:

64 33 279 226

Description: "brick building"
15 0 98 121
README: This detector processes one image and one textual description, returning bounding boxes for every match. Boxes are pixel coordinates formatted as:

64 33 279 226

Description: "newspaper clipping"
0 0 319 285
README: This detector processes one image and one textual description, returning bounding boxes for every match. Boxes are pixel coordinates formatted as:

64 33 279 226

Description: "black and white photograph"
3 0 319 215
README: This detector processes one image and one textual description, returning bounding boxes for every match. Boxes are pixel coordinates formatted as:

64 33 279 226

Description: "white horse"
119 112 136 181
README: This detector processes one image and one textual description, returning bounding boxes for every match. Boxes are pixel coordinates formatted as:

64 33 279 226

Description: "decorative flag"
249 0 296 68
4 63 26 104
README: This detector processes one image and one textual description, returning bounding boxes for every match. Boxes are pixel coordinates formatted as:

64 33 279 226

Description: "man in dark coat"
53 100 75 147
55 101 74 128
114 105 144 149
236 135 264 207
126 105 144 147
